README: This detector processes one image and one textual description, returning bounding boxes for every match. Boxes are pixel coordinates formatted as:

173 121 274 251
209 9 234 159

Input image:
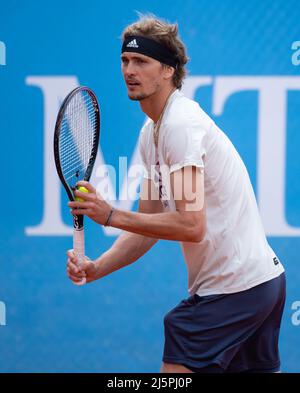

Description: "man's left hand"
68 181 112 226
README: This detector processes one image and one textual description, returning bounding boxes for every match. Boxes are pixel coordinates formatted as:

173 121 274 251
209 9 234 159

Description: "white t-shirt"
139 89 284 296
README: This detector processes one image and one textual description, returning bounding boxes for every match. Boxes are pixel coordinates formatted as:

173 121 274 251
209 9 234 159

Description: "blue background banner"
0 0 300 372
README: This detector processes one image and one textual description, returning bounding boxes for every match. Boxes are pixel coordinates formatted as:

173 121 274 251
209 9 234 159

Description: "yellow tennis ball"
75 186 89 202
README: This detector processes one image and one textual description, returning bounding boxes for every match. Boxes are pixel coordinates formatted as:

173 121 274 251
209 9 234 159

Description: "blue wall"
1 0 300 372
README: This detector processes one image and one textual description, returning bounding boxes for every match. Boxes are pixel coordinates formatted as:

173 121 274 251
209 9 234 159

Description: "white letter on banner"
25 77 79 235
0 40 6 65
182 76 213 99
213 76 300 236
0 301 6 326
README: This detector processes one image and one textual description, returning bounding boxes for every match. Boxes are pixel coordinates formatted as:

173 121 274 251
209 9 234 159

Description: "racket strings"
60 118 97 166
59 90 98 186
62 133 97 177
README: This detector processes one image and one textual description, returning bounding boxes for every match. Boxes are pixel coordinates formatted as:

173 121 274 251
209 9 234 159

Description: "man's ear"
162 65 175 80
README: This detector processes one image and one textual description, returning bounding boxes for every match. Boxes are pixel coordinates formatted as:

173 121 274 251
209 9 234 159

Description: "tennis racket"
54 86 100 285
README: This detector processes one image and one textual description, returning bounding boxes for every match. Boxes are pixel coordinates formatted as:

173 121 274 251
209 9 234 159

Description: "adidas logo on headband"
127 39 139 48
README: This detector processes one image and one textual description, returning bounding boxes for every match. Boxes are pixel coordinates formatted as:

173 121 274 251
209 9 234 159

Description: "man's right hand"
66 249 98 284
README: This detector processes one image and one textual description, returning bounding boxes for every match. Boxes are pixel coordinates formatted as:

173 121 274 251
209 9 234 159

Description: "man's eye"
137 59 145 64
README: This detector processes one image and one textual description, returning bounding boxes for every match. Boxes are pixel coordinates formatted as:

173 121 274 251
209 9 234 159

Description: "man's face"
121 52 166 101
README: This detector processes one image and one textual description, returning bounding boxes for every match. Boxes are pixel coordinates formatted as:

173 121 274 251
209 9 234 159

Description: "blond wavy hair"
121 14 189 89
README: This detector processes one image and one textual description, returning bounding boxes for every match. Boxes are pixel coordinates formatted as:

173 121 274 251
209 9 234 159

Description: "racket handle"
73 228 87 286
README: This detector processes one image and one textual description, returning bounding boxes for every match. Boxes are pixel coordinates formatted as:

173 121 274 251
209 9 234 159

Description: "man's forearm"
110 209 203 242
94 231 158 279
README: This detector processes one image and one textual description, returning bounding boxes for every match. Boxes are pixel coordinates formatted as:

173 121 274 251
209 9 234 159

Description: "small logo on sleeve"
273 257 279 266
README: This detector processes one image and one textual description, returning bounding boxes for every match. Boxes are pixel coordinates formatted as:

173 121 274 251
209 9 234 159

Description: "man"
67 16 286 373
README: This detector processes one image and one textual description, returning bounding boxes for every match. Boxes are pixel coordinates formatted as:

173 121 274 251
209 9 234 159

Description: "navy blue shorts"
163 273 286 373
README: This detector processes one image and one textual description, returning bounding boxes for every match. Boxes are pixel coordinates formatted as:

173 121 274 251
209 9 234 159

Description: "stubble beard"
128 92 149 101
128 83 160 102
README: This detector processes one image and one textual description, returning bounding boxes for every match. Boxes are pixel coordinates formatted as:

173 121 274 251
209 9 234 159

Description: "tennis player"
67 15 286 373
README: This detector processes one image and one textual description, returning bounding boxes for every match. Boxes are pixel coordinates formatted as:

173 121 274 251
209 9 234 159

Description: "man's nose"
124 61 136 76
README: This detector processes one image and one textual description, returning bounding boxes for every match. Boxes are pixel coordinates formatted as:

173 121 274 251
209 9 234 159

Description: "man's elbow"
178 210 206 243
186 223 206 243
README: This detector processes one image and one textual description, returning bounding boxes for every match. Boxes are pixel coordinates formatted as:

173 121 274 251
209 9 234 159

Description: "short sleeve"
162 118 208 174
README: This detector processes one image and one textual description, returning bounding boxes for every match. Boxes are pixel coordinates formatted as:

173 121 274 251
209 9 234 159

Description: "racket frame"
53 86 100 228
53 86 100 285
